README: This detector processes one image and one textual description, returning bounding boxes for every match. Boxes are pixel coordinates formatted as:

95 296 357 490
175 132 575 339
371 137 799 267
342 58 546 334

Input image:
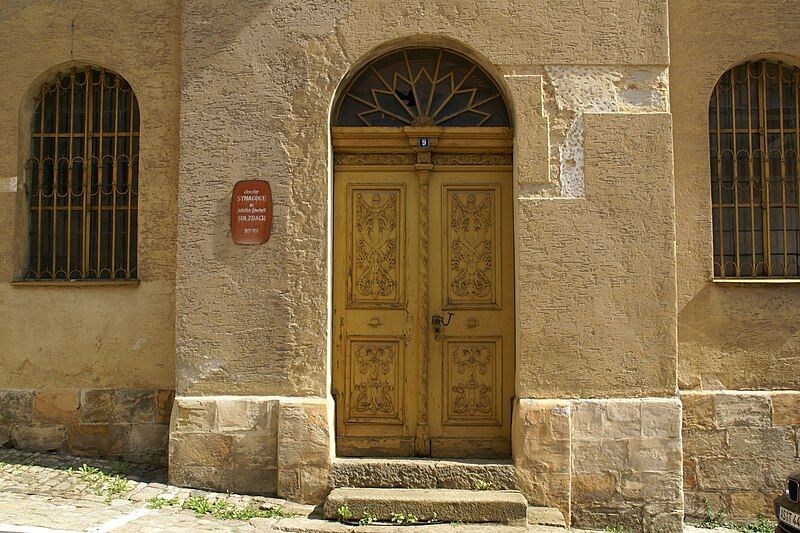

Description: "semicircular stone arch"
333 47 511 127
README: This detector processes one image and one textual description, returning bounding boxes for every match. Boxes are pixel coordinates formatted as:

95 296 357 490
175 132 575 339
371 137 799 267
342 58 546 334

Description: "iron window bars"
25 67 139 281
710 60 800 278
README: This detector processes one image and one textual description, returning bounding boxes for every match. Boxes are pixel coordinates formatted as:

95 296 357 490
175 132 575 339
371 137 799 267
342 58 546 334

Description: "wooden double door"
332 129 515 458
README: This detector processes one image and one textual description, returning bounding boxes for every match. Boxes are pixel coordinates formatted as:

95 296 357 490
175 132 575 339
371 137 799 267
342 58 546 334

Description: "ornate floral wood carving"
432 153 513 166
353 342 396 415
349 188 403 306
444 340 501 425
446 189 497 306
335 152 416 166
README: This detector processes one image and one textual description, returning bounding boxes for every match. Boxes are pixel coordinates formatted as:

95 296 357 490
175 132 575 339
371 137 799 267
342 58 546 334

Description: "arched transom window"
26 67 139 281
334 48 510 127
710 59 800 278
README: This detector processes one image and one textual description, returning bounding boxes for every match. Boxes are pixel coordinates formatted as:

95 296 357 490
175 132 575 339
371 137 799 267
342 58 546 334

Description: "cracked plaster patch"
545 66 668 198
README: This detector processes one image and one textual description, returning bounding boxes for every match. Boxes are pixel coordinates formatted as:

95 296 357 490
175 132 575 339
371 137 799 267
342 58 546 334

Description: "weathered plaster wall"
671 0 800 391
177 2 676 529
517 112 677 399
670 0 800 519
0 0 179 458
176 0 672 399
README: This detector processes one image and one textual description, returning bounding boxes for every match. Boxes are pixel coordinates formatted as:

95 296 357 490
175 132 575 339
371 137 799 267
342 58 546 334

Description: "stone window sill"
712 278 800 285
11 279 140 287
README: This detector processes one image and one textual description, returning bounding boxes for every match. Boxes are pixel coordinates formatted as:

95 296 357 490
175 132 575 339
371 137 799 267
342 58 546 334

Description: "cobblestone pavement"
0 449 723 533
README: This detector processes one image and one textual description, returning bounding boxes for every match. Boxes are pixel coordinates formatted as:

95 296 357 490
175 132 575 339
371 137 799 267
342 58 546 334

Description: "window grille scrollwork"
25 67 139 281
710 60 800 278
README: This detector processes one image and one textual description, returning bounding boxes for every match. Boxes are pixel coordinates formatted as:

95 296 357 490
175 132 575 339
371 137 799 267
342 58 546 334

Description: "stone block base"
513 397 683 533
169 395 332 503
0 388 172 465
682 390 800 521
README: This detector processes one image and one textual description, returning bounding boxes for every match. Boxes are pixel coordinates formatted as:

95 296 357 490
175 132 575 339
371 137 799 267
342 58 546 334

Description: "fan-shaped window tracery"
334 48 510 127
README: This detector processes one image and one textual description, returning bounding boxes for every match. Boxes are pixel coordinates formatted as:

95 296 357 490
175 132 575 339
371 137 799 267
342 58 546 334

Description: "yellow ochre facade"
0 1 799 531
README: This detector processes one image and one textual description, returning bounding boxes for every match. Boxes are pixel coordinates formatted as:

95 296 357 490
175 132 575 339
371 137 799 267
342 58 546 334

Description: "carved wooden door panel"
427 168 515 458
333 166 420 457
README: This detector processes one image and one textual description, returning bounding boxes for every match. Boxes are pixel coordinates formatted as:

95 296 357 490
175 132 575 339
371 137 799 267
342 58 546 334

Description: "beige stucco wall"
671 0 800 391
0 0 180 391
176 0 674 399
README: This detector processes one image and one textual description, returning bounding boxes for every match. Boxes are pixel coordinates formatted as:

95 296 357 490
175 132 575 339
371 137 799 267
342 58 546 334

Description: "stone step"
322 487 528 526
330 457 516 490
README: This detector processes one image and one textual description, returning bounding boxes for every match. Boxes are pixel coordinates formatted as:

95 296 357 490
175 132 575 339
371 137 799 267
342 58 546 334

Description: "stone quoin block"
277 398 332 504
170 397 217 433
772 391 800 427
112 389 158 424
0 390 34 424
682 392 716 430
169 432 234 467
512 399 571 520
67 424 127 458
80 390 115 424
156 390 175 424
504 75 550 185
714 393 771 428
33 390 80 424
125 424 169 465
11 424 67 452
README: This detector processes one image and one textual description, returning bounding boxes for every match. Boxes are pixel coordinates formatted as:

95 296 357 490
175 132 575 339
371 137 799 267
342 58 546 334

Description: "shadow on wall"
678 283 800 391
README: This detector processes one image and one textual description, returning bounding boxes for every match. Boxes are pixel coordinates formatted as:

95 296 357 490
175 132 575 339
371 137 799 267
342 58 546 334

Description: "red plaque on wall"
231 180 272 244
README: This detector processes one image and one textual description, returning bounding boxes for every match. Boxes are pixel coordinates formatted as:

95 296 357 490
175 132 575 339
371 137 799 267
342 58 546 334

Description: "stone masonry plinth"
682 390 800 520
513 397 684 533
0 388 173 465
169 396 332 503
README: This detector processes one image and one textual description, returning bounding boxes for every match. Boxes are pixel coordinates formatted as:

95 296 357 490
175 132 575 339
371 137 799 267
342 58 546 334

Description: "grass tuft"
701 500 776 533
149 495 296 521
66 463 131 503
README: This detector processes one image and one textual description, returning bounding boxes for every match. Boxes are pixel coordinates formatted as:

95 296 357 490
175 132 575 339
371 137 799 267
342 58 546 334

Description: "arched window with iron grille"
25 67 139 281
710 59 800 278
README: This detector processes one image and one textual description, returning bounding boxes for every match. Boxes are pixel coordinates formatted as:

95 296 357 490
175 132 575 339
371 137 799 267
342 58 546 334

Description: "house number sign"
231 179 272 244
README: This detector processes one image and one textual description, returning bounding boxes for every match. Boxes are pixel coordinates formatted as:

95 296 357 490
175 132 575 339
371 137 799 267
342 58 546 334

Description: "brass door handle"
368 317 382 327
